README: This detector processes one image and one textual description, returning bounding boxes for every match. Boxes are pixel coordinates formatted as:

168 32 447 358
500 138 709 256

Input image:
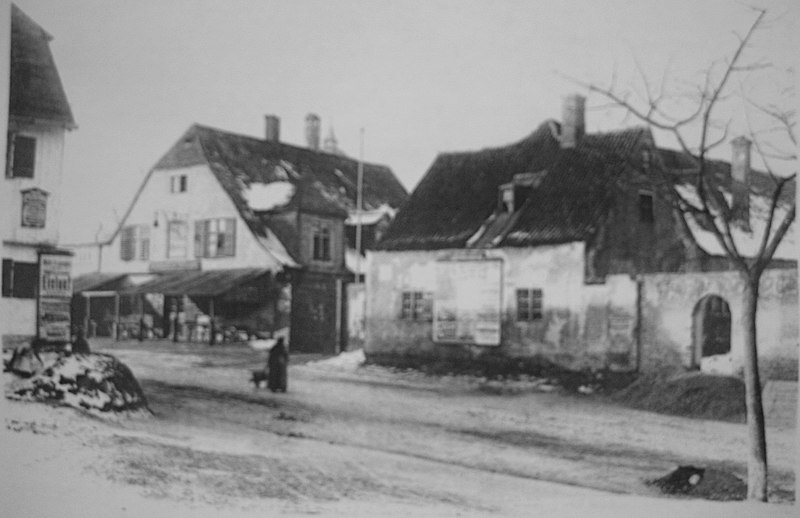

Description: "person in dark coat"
267 337 288 393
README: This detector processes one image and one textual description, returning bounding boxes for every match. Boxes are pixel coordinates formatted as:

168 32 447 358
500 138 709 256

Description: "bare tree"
579 9 795 501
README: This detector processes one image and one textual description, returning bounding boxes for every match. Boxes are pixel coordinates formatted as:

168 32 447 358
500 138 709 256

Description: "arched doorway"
691 295 731 367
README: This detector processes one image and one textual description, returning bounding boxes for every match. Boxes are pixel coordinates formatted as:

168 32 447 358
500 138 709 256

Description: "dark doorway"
692 295 731 366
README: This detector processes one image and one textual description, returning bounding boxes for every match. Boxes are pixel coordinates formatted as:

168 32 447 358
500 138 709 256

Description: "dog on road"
250 368 268 389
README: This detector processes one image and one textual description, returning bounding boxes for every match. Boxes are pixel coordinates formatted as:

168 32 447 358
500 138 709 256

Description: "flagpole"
355 128 364 284
355 128 366 348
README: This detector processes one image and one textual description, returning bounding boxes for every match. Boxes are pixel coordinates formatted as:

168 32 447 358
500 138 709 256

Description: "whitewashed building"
71 115 407 353
1 3 76 350
367 95 797 378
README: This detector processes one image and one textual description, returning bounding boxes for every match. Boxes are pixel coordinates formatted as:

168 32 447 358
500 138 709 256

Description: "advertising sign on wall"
433 258 502 346
21 188 48 228
38 254 73 342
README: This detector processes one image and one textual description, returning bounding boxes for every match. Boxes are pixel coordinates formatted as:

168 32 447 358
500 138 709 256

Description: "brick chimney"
560 94 586 149
305 113 321 151
730 136 751 227
264 115 280 142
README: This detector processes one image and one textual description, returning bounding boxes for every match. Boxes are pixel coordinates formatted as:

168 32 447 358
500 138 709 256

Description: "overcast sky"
12 0 798 243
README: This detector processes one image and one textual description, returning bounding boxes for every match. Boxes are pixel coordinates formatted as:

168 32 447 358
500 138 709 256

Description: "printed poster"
433 259 502 346
38 254 73 342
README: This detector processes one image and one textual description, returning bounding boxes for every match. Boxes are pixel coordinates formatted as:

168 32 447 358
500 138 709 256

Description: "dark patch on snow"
8 353 150 414
647 465 747 501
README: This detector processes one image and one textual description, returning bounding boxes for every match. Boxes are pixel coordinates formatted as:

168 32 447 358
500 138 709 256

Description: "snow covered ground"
2 342 796 517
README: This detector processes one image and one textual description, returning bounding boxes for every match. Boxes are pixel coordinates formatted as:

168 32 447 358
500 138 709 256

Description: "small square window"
400 291 433 321
516 288 543 321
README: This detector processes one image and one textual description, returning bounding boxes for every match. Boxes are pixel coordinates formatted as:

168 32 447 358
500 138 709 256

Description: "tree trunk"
741 275 768 501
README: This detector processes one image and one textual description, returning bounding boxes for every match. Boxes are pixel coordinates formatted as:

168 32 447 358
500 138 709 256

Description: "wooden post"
83 294 90 337
209 298 216 346
114 293 120 340
138 295 145 341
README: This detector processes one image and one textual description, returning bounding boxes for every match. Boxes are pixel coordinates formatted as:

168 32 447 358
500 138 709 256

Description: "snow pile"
307 349 366 371
8 353 150 414
244 181 295 211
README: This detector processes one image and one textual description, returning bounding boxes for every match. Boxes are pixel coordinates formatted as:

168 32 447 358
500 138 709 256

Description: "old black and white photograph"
1 1 797 516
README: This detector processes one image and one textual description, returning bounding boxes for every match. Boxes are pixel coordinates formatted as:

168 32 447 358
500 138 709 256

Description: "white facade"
99 164 289 274
1 2 73 348
366 244 640 372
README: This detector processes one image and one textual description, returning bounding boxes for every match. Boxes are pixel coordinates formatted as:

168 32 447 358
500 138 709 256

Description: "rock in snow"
8 353 150 413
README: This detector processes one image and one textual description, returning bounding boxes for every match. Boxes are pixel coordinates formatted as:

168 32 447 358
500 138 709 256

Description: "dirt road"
3 339 796 516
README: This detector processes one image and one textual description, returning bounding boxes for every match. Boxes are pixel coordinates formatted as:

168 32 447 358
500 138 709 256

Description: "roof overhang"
120 268 271 297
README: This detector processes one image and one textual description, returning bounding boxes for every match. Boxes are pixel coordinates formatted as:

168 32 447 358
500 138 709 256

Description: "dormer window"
170 174 187 193
499 184 515 212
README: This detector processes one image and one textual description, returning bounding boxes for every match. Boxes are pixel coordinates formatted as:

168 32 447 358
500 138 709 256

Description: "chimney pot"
730 136 751 227
560 94 586 149
305 113 321 151
265 115 280 142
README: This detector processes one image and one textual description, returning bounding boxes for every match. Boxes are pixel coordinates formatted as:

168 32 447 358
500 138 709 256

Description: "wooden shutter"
221 218 236 256
2 259 13 297
12 136 36 178
120 226 135 261
194 220 205 258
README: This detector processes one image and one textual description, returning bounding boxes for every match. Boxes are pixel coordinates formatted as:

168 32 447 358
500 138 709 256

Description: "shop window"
400 291 433 321
6 134 36 178
194 218 236 258
516 288 543 321
1 259 38 299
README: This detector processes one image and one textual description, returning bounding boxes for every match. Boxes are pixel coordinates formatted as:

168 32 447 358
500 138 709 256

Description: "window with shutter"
7 135 36 178
194 218 236 258
1 260 38 299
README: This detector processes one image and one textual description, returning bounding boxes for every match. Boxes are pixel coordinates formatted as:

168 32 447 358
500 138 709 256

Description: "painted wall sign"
38 253 73 342
433 259 502 346
21 188 48 228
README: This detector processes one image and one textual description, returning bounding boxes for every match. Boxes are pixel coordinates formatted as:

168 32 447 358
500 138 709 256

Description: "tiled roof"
9 4 75 128
377 122 649 250
154 124 407 240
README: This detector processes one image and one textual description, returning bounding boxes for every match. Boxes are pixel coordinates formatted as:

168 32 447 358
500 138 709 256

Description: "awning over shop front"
72 273 130 294
120 268 270 297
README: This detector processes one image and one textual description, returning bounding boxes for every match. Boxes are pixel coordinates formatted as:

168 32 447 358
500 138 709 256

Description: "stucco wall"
640 269 798 377
1 125 66 247
101 165 282 273
366 245 638 372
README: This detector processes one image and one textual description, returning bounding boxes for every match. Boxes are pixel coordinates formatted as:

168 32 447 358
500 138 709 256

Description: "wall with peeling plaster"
640 269 798 378
365 244 639 372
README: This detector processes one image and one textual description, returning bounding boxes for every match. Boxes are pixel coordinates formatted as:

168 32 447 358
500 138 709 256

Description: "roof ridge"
191 123 391 170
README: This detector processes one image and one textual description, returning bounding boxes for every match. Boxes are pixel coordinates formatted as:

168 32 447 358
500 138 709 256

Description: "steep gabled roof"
377 122 649 251
9 4 75 128
153 124 407 238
